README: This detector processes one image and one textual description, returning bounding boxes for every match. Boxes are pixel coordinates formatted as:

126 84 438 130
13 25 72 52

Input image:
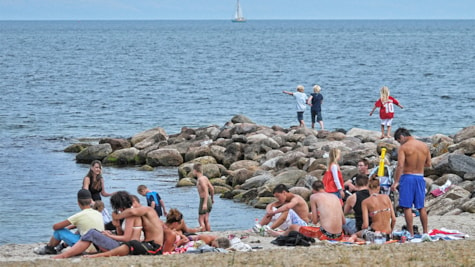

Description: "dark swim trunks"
124 240 162 255
198 197 212 215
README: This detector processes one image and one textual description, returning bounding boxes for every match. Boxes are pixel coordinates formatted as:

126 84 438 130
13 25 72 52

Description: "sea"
0 20 474 245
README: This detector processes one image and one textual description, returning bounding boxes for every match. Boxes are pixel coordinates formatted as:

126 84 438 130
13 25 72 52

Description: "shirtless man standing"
194 163 214 232
260 184 309 230
268 181 345 241
85 193 164 257
392 127 432 236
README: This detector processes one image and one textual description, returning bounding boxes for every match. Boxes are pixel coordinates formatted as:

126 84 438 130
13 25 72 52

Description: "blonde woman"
323 148 345 202
306 85 324 130
369 86 404 138
283 85 308 128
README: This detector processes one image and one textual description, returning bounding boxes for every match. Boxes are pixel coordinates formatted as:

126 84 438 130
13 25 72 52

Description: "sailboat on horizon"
232 0 246 23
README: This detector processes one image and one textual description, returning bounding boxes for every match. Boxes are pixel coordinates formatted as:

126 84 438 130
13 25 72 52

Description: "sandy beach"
1 214 474 267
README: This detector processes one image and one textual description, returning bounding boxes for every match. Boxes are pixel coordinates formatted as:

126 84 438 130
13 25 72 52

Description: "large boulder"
210 145 226 163
275 151 307 170
264 169 307 189
453 125 475 143
184 146 212 162
260 156 283 170
222 142 244 168
227 168 255 187
449 137 475 155
239 173 273 190
426 186 471 215
231 114 255 124
103 147 140 165
461 198 475 213
146 148 183 167
447 154 475 177
64 143 91 153
99 138 131 151
229 160 260 171
346 128 381 142
76 143 112 163
131 127 167 146
202 164 222 179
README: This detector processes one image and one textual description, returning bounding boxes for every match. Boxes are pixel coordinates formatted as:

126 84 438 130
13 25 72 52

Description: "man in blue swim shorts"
392 128 432 237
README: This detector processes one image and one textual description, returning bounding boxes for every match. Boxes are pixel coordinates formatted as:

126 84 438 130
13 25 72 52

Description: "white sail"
232 0 246 22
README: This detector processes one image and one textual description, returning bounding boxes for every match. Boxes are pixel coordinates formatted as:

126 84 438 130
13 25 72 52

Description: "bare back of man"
399 138 431 174
266 193 309 225
310 192 344 234
85 206 164 258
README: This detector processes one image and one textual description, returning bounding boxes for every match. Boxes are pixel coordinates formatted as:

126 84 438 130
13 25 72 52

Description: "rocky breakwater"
65 115 475 215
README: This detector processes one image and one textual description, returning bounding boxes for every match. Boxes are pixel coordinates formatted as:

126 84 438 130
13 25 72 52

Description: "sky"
0 0 474 20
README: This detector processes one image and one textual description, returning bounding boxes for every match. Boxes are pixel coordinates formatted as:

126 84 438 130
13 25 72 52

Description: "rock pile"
65 115 475 214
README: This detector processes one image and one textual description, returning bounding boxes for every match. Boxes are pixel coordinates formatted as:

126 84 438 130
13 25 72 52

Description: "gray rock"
275 151 307 170
227 168 255 187
222 142 244 168
346 128 381 142
210 145 226 163
232 123 258 135
239 173 273 190
177 177 196 187
229 160 260 171
76 143 112 163
260 156 283 170
230 114 255 124
188 156 218 165
103 147 140 165
458 180 475 193
131 127 167 146
264 169 307 189
64 143 91 153
461 198 475 213
184 146 212 162
201 164 222 179
444 186 471 200
448 154 475 177
453 125 475 143
99 138 131 151
146 148 183 167
433 173 464 186
449 137 475 155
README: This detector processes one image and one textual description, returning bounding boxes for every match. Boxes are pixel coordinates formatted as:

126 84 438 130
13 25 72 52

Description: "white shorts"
380 118 393 127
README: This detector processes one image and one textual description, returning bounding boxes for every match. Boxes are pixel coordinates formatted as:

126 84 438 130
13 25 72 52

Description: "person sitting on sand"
84 192 165 257
267 181 345 241
349 176 396 242
165 208 217 246
52 192 143 259
255 184 309 231
343 174 371 235
34 189 104 255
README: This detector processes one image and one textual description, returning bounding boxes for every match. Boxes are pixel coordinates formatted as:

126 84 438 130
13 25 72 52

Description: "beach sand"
1 214 474 267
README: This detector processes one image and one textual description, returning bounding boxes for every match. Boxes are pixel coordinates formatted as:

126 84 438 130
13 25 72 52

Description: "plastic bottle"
374 231 384 244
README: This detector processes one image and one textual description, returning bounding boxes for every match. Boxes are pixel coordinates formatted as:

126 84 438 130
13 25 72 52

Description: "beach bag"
271 231 315 247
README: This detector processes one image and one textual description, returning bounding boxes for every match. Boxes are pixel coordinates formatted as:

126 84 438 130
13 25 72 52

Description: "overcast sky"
1 0 474 20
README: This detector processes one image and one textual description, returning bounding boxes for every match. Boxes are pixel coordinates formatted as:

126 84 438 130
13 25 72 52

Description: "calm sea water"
0 20 474 245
